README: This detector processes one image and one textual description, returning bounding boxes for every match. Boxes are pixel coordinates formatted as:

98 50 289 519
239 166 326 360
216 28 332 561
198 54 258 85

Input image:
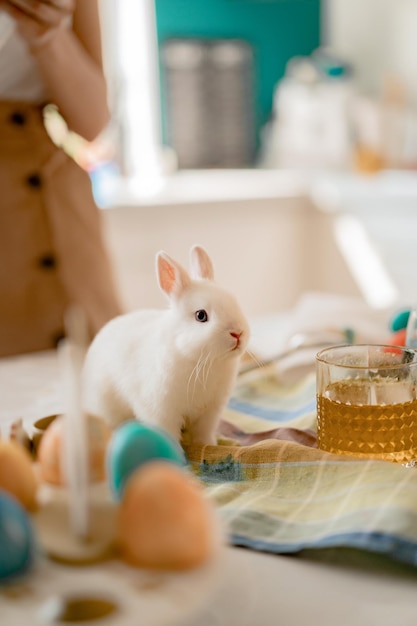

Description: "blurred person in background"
0 0 121 357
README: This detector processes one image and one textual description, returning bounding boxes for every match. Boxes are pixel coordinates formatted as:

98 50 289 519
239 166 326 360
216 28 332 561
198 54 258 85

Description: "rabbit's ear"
157 251 191 298
189 245 214 280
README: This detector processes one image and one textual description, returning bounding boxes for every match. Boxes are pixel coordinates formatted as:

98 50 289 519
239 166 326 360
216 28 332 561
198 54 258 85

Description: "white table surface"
2 348 417 626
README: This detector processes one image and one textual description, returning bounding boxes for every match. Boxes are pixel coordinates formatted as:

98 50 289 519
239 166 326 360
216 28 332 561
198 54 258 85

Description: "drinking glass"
316 344 417 464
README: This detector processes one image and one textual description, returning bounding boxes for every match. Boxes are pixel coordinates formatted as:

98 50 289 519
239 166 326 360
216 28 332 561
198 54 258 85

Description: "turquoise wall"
155 0 321 145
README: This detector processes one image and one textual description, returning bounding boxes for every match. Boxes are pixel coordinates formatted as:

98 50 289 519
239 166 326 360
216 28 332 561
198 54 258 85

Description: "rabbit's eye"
195 309 208 323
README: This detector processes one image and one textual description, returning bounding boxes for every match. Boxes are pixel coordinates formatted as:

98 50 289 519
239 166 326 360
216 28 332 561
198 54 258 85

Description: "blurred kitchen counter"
96 167 417 316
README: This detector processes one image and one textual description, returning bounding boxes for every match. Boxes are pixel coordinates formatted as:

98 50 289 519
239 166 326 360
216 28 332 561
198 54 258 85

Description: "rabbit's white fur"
82 246 249 445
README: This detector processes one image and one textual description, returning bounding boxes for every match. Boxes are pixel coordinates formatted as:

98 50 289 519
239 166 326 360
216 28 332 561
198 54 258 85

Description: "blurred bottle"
262 48 354 171
207 40 256 168
161 39 211 169
381 75 407 169
161 38 256 169
352 75 410 174
351 95 386 174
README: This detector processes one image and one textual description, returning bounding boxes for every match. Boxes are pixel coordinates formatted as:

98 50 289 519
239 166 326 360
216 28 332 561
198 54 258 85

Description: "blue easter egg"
107 421 187 499
0 490 35 581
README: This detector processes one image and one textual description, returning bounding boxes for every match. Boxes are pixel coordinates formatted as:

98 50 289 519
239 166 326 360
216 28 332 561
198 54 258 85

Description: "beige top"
0 9 71 103
0 11 47 101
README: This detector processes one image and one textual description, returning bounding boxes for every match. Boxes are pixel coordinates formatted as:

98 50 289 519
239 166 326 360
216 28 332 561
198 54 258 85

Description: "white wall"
326 0 417 105
101 195 361 318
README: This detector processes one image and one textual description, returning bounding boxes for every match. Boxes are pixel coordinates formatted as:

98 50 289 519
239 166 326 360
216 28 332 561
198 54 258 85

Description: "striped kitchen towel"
183 366 417 568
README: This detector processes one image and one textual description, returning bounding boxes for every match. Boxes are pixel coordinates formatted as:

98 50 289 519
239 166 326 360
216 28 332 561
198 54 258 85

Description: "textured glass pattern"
317 386 417 464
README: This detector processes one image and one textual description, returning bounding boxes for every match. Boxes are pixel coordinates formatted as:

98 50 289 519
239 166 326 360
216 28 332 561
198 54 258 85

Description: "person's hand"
2 0 74 50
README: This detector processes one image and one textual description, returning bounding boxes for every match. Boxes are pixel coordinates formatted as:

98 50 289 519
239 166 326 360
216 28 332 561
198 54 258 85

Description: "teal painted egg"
0 490 35 581
390 309 411 332
107 421 187 499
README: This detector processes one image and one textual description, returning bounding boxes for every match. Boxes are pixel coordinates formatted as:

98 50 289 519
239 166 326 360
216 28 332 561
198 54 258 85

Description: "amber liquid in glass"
317 378 417 463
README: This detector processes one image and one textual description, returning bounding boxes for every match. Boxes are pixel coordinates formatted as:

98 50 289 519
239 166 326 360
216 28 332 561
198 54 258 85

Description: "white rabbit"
82 245 250 445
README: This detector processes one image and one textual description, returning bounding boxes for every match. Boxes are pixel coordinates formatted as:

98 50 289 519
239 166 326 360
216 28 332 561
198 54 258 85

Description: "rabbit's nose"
230 331 243 347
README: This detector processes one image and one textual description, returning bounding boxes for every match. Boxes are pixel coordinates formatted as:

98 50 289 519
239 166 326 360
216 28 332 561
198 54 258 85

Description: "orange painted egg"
0 440 38 511
117 462 217 571
389 328 407 346
38 414 111 485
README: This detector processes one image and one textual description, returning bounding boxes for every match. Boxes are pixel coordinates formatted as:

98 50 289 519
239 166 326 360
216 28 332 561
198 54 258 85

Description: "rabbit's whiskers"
243 349 265 371
202 351 214 388
187 351 213 403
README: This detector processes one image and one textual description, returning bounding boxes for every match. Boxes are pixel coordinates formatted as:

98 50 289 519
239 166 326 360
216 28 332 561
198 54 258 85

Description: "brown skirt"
0 101 122 357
